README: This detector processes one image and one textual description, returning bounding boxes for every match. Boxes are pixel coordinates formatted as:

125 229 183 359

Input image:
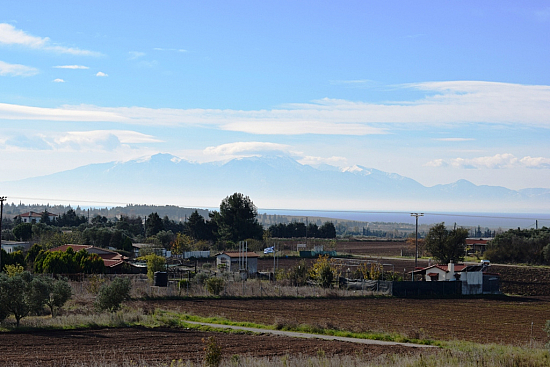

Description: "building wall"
216 255 257 274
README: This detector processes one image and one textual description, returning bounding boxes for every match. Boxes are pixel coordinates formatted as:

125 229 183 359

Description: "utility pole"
0 196 6 270
410 213 424 273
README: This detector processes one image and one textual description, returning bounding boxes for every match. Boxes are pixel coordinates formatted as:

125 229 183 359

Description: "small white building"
1 241 31 253
216 251 258 274
414 260 494 295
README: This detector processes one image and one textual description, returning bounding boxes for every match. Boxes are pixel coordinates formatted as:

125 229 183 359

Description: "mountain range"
2 153 550 212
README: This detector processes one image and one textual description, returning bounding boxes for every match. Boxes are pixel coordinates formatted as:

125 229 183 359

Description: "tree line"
267 221 336 239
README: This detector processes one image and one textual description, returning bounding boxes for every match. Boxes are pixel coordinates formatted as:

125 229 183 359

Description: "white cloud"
202 141 347 169
204 142 292 156
0 60 38 76
221 120 384 135
0 23 101 56
53 65 89 69
426 154 550 170
0 23 47 48
128 51 145 60
2 130 162 152
424 159 447 167
298 155 348 167
0 103 127 122
56 130 162 146
435 138 475 142
53 78 65 83
519 156 550 169
96 71 108 77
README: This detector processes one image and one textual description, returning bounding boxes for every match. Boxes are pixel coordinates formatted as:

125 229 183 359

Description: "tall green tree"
216 193 264 243
424 222 468 264
39 211 52 225
145 212 163 237
185 210 211 241
13 223 33 241
319 222 337 238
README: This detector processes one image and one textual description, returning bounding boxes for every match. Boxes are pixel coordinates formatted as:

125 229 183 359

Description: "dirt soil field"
134 297 550 346
0 327 425 366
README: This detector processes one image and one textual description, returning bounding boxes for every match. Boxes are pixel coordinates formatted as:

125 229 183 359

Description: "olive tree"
424 222 469 264
95 277 131 312
0 273 73 325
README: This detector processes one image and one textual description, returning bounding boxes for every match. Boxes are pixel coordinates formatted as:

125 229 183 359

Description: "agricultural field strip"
183 320 437 348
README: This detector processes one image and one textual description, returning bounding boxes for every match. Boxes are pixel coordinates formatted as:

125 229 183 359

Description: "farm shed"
216 251 258 274
466 238 490 255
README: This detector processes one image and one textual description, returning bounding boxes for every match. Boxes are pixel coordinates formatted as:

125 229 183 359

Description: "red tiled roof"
49 244 126 268
17 211 58 218
413 264 468 274
50 244 91 252
466 239 489 245
433 264 468 272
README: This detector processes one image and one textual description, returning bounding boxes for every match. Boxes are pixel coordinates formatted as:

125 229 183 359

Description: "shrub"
140 254 166 283
95 277 131 312
310 255 338 288
194 272 209 285
205 277 225 296
203 336 222 367
284 260 309 286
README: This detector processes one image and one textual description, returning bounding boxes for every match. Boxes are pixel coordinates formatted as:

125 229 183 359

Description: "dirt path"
184 321 437 348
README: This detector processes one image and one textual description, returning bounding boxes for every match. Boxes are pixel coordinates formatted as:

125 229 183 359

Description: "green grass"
169 311 442 346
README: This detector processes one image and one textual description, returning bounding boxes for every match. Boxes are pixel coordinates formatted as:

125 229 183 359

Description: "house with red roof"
49 244 127 273
466 238 490 255
412 260 499 295
15 211 58 224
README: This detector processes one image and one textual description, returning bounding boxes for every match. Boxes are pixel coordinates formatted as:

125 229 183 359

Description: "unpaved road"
184 321 436 348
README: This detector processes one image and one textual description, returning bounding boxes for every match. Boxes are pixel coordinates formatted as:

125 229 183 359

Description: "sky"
1 1 550 208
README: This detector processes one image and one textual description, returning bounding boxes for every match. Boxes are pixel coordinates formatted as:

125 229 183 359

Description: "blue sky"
1 1 550 207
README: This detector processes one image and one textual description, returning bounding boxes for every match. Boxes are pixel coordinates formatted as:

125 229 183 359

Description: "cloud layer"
2 130 162 152
426 153 550 169
0 81 548 135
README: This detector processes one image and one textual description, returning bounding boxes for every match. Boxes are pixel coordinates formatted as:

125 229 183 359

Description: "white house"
15 211 58 223
414 260 494 295
216 251 258 274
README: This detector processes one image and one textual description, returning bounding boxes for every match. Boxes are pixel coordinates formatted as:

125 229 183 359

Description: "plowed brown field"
0 327 425 366
133 296 550 345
